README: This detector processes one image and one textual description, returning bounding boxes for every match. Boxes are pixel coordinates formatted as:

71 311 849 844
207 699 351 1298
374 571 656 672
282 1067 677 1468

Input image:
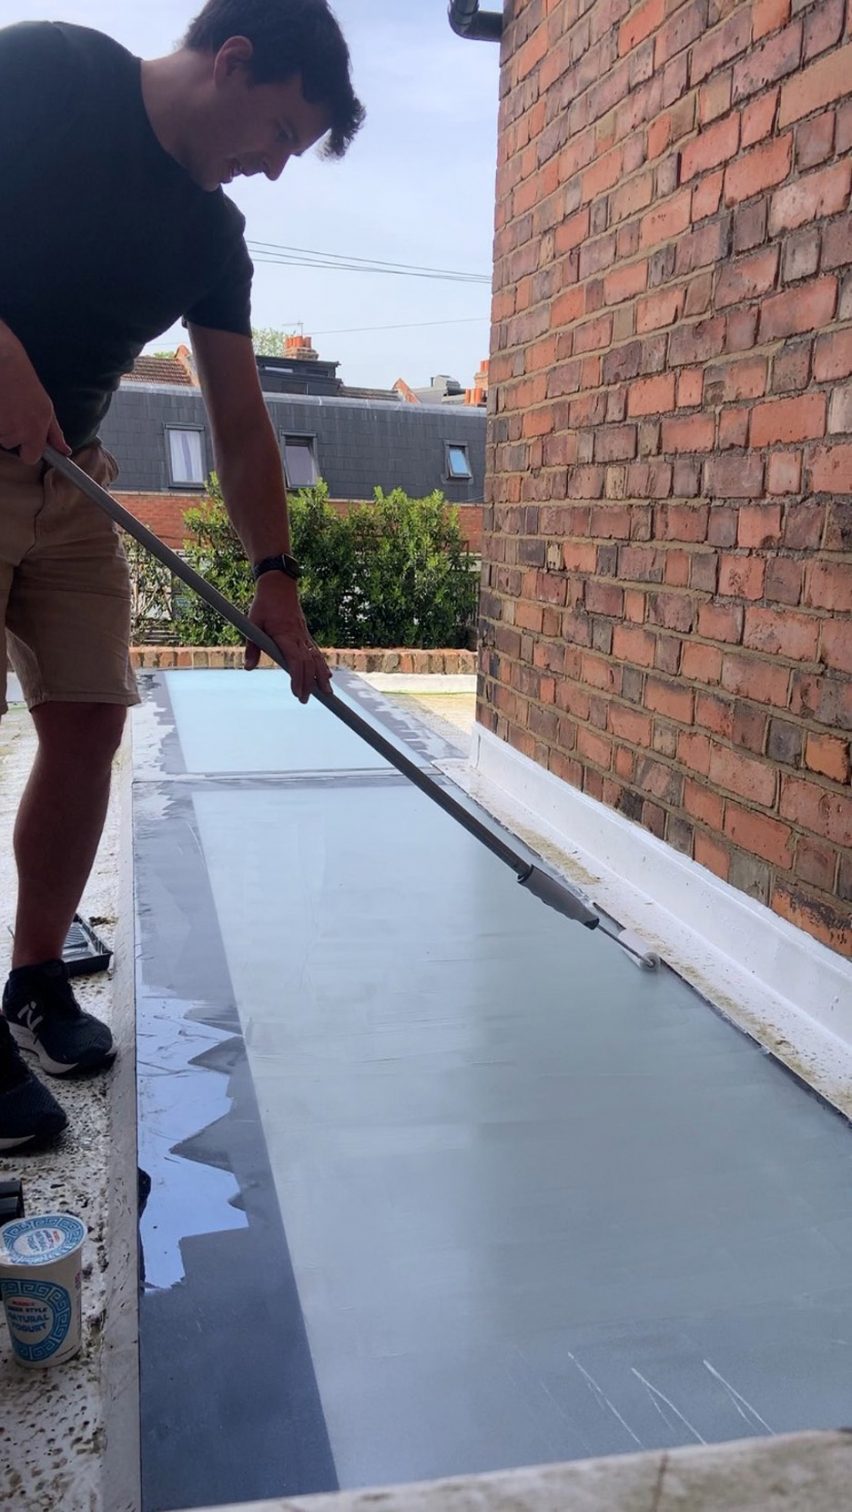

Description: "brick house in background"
472 0 851 955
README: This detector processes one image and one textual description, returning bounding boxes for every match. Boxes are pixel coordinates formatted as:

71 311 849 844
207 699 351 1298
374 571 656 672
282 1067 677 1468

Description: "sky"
0 0 500 391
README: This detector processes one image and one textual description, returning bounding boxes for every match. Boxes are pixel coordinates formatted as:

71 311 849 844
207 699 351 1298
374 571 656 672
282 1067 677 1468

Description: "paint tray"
62 914 112 977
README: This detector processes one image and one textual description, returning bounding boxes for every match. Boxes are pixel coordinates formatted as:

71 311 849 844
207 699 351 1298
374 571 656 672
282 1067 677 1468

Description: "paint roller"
43 445 660 970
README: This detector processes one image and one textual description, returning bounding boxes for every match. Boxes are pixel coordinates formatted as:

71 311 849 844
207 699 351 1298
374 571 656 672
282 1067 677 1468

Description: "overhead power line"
247 239 491 286
308 315 490 336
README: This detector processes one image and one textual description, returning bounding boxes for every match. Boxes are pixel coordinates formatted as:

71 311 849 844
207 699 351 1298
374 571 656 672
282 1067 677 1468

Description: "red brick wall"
479 0 851 953
117 494 484 555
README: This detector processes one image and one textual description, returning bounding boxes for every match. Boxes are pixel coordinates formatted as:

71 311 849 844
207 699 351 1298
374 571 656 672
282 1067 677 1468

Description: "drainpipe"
447 0 504 42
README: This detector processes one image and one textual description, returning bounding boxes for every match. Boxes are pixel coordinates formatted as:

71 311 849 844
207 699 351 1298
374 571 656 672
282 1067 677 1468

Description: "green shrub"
174 475 478 649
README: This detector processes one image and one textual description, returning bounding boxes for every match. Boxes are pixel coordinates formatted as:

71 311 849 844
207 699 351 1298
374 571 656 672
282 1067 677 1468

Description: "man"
0 0 365 1150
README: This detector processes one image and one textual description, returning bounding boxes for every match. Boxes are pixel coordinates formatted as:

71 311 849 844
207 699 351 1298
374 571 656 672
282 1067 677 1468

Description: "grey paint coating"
100 384 486 504
135 671 852 1504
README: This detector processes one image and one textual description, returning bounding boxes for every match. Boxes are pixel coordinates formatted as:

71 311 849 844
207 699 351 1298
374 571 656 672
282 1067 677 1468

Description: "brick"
820 619 852 674
682 641 723 682
733 200 769 251
813 329 852 381
715 246 779 306
654 0 706 66
770 338 812 392
750 392 827 445
808 442 852 491
627 372 677 414
662 414 716 451
733 23 803 101
771 884 852 954
743 606 821 660
613 622 657 665
692 169 726 221
742 88 781 146
699 71 734 125
603 261 649 304
681 114 741 180
805 732 851 783
797 835 838 890
738 503 783 546
779 41 852 124
724 134 793 203
684 776 725 827
769 160 852 233
677 368 704 406
609 703 653 745
719 407 750 448
648 590 695 630
784 500 825 549
718 555 766 598
765 556 804 603
639 190 693 248
704 453 765 496
779 775 852 846
594 425 638 461
645 675 695 721
790 670 851 729
796 110 836 167
781 226 821 281
804 560 852 611
691 9 752 82
710 741 778 805
759 275 837 339
829 385 852 434
754 0 791 38
724 804 795 865
767 717 804 765
619 0 666 54
705 356 768 401
669 316 727 364
694 831 731 879
636 288 685 333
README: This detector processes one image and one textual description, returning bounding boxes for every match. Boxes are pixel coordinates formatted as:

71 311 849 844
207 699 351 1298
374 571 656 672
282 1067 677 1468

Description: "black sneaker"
3 959 115 1077
0 1016 68 1151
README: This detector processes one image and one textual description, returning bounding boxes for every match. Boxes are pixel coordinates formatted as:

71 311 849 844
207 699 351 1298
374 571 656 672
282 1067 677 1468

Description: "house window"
282 435 319 488
446 443 472 480
167 427 205 487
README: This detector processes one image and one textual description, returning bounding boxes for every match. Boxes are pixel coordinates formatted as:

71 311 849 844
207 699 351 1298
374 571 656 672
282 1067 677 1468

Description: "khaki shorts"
0 443 139 717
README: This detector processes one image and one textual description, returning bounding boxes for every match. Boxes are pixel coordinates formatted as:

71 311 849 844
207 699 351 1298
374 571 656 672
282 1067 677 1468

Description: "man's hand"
247 572 332 704
0 321 70 464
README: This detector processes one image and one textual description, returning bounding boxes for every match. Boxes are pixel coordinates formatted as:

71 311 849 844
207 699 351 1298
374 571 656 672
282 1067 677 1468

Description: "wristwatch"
252 552 302 582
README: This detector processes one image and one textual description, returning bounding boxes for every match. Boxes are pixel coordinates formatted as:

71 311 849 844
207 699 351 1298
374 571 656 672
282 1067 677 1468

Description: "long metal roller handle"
43 445 599 931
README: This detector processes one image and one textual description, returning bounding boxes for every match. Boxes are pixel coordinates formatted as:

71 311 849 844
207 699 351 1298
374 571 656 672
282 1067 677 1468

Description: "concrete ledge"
129 647 476 675
0 712 140 1509
179 1431 852 1512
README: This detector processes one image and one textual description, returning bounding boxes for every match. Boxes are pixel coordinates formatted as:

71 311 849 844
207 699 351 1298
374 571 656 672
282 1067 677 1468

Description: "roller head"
614 928 661 970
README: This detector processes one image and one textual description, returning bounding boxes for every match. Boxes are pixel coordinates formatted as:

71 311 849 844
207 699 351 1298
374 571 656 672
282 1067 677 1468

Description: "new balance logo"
20 1002 43 1034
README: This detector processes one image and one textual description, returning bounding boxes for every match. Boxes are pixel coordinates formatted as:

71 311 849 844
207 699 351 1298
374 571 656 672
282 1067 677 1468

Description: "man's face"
201 40 331 191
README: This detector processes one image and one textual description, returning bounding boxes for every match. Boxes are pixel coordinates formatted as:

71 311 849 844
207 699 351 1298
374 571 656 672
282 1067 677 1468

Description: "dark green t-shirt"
0 21 254 448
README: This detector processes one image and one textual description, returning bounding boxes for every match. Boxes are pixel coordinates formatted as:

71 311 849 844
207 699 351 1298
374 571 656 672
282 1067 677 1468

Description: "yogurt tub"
0 1214 87 1368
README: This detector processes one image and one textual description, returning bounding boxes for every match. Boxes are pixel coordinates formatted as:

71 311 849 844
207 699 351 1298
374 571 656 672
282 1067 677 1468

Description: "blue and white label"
0 1214 86 1264
1 1278 73 1363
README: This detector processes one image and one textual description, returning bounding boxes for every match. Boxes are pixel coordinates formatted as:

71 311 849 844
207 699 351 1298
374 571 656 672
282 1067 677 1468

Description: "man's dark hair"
184 0 365 158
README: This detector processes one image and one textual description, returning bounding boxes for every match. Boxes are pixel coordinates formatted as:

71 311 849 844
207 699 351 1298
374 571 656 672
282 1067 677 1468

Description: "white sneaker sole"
8 1022 114 1077
0 1126 65 1151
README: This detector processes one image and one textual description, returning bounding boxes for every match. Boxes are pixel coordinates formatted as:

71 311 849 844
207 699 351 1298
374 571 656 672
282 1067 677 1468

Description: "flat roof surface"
134 671 852 1512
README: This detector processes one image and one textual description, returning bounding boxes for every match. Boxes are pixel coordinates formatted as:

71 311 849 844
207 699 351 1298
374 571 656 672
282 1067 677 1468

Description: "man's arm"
189 323 331 703
0 320 69 463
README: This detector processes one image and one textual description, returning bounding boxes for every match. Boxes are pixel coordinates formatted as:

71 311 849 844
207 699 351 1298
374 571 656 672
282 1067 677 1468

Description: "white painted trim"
362 673 477 693
454 726 852 1117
